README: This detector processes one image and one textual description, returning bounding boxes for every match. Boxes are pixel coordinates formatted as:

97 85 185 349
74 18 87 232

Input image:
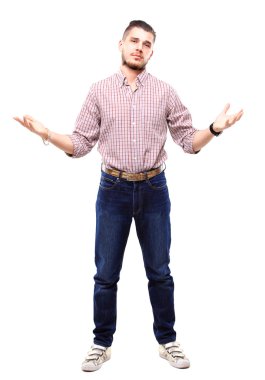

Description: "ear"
118 40 123 52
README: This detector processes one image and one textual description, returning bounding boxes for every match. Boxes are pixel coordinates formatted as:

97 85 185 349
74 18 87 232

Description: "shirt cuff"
65 134 79 158
184 129 199 154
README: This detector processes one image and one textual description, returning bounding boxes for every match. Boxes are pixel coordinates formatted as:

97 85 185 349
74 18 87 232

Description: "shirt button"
132 139 136 143
132 122 136 125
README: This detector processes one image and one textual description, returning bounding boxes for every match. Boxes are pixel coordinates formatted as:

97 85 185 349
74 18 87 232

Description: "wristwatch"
209 123 222 136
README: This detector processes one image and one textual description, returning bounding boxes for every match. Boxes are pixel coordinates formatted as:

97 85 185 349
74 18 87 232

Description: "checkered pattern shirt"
67 69 198 173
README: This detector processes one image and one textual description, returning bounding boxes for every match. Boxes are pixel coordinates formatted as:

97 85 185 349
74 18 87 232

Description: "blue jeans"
93 170 176 347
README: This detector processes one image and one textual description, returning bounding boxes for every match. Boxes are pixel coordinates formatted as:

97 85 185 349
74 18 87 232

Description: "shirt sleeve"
166 86 198 154
66 84 100 158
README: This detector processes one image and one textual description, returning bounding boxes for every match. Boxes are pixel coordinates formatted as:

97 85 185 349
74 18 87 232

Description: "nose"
135 42 143 51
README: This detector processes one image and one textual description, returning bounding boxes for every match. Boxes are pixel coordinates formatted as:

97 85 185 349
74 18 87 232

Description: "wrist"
41 128 51 145
36 127 47 139
209 122 223 136
213 122 223 133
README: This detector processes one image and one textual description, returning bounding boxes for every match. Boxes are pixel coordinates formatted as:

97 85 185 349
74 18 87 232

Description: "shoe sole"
81 357 110 372
170 362 190 369
82 364 102 372
159 353 190 369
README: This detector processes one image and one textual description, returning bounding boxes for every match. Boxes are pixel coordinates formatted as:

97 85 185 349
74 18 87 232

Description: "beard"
121 52 147 71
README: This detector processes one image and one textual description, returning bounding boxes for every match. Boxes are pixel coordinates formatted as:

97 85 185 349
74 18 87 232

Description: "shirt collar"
116 68 149 88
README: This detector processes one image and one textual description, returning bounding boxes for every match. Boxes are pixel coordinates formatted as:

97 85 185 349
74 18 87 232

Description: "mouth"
131 54 143 59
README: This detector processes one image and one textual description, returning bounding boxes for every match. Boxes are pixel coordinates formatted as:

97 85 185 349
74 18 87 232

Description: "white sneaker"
81 344 111 372
159 341 190 369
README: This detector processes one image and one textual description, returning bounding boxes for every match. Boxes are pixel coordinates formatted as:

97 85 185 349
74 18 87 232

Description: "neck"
120 64 144 84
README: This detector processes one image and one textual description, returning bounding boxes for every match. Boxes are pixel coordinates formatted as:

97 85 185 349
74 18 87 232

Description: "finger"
222 103 230 115
225 118 231 127
231 110 243 123
228 115 238 125
28 121 34 129
13 116 26 126
235 110 244 121
23 116 31 129
24 114 34 121
229 114 238 125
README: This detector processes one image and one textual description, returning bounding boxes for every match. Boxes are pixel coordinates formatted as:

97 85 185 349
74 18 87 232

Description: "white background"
0 0 264 379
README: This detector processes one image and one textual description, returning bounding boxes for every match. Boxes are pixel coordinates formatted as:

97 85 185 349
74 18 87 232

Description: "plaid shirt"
67 69 198 173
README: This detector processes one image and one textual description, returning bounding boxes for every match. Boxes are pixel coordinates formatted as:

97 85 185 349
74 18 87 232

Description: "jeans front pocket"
146 172 167 190
99 175 119 191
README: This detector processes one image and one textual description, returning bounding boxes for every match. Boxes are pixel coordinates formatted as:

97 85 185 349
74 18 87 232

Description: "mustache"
121 55 146 71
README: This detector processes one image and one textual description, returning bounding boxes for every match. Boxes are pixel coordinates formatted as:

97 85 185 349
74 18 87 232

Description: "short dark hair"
122 20 156 43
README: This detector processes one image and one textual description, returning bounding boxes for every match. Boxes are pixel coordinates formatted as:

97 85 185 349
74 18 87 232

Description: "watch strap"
209 123 222 136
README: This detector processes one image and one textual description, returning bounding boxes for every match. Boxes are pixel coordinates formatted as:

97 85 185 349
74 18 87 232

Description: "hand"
213 104 244 133
13 114 48 140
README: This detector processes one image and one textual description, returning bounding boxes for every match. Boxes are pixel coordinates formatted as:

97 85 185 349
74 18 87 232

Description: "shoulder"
147 73 176 94
91 73 118 91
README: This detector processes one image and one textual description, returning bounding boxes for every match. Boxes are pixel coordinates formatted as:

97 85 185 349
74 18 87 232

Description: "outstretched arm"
192 104 244 152
13 115 74 155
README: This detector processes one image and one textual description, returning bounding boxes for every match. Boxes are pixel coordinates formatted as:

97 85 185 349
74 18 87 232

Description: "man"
14 20 243 371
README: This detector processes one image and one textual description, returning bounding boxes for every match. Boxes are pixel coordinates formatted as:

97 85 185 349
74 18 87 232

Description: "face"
119 27 154 71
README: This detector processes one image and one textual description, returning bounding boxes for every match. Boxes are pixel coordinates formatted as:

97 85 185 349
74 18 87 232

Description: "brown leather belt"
101 164 164 181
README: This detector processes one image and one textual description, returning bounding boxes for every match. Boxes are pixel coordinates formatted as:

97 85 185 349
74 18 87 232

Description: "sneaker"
159 341 190 369
81 344 111 372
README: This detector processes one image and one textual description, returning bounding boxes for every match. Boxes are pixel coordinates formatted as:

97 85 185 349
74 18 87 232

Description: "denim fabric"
93 170 176 347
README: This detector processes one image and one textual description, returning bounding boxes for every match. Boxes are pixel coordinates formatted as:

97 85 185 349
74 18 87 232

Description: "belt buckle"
123 172 143 181
125 173 135 181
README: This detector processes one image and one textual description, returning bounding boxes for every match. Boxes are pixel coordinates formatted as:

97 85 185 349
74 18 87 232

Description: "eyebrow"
130 37 152 45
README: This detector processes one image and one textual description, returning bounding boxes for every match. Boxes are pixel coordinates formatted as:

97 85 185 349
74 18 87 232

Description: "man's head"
119 20 156 71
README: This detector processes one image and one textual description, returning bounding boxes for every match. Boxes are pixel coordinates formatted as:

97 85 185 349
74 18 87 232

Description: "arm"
167 87 198 154
13 85 101 157
192 104 244 152
13 115 74 155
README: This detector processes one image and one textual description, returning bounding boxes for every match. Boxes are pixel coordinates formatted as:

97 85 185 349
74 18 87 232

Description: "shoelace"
165 343 185 359
84 347 106 363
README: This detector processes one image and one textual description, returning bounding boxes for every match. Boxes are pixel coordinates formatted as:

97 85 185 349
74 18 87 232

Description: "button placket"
131 90 139 170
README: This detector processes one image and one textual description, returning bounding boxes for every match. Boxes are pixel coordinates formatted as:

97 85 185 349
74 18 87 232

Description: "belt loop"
118 170 122 181
144 170 148 181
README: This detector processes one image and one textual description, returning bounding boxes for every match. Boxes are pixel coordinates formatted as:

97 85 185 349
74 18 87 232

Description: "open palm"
214 104 244 132
13 114 47 138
